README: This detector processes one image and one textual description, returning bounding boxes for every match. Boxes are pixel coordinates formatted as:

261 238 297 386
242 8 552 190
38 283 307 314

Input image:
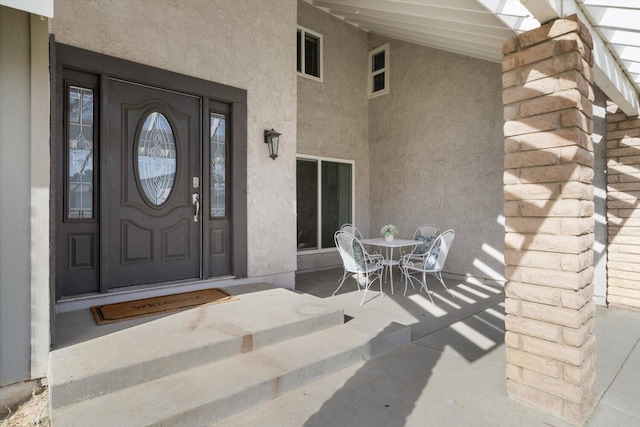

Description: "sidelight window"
67 85 95 219
210 112 227 217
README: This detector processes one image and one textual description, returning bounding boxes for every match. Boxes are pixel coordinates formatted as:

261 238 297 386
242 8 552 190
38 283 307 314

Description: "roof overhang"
521 0 639 116
0 0 53 18
308 0 640 116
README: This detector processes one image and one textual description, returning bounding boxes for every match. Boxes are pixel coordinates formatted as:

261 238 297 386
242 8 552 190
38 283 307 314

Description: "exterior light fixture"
264 129 281 160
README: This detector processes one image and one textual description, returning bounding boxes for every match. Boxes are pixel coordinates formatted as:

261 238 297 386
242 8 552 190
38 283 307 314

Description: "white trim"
368 43 390 98
0 0 53 18
297 25 324 82
296 154 356 252
29 13 50 380
521 0 640 116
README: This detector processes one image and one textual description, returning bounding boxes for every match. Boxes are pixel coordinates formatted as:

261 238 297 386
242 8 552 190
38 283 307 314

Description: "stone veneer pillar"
606 103 640 310
501 15 596 425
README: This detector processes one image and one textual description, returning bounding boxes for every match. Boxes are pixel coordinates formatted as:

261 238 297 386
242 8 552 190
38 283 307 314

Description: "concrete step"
51 317 410 426
50 284 345 409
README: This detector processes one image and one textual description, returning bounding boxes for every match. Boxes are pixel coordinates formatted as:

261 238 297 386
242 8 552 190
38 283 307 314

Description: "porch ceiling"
308 0 640 115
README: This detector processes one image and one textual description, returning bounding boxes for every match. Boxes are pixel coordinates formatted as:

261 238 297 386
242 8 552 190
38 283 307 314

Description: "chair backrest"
340 223 363 240
413 224 440 255
334 231 366 273
427 229 455 271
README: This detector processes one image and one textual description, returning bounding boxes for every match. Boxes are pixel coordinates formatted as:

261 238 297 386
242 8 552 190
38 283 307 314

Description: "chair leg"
421 270 435 305
434 271 454 298
333 271 347 296
360 272 370 305
403 271 418 297
360 271 384 306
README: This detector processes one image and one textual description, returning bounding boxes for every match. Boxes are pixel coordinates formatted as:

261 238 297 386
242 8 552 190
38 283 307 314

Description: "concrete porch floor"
52 268 640 426
213 268 640 426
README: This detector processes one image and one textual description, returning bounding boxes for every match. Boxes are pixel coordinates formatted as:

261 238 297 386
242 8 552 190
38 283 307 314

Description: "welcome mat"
90 288 237 325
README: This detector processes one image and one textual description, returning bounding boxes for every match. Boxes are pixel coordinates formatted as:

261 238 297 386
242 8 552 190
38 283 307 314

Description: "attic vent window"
368 43 389 98
297 26 323 82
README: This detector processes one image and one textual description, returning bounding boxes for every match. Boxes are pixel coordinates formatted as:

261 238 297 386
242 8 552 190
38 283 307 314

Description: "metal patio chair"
333 231 384 305
340 223 363 239
400 224 440 286
400 229 455 304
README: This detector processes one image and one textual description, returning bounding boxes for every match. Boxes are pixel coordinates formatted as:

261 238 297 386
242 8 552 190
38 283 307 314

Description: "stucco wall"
368 36 505 283
296 0 370 272
51 0 298 283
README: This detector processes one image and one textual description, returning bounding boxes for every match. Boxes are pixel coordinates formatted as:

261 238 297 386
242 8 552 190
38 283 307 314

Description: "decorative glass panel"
137 112 176 206
68 86 94 219
210 113 226 217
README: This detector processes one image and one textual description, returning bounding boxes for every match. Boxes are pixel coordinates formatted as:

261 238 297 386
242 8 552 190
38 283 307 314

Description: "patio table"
360 237 421 296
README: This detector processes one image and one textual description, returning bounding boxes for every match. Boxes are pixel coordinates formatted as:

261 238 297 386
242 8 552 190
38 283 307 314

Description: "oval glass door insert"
137 112 177 206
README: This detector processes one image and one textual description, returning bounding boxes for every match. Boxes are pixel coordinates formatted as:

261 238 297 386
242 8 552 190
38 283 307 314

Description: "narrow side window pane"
321 161 352 249
297 159 318 250
373 73 385 92
68 86 94 219
372 51 385 72
296 30 302 73
304 33 320 78
210 113 226 217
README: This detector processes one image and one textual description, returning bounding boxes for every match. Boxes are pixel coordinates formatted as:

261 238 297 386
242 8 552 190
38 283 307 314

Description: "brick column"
606 103 640 309
501 15 596 425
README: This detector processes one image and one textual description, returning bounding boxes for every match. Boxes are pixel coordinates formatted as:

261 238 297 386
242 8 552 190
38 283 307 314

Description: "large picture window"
297 157 353 251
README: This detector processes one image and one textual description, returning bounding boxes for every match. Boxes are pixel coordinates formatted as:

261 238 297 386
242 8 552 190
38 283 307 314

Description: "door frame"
51 39 247 301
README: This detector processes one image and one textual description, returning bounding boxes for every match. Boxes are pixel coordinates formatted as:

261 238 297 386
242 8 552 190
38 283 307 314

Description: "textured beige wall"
51 0 298 282
296 0 370 271
368 35 505 282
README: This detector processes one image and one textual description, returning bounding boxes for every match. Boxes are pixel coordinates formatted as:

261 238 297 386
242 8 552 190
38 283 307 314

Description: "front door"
104 80 201 288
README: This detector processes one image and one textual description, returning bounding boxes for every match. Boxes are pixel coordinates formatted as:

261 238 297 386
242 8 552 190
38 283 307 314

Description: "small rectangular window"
368 43 390 98
67 85 95 220
297 156 353 251
297 26 323 81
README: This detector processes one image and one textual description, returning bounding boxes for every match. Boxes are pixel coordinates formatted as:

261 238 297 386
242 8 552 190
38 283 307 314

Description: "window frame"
296 154 355 253
297 25 324 82
368 43 390 98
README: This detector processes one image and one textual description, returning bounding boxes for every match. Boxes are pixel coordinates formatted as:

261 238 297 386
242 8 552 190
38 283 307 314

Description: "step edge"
52 322 410 426
50 308 345 409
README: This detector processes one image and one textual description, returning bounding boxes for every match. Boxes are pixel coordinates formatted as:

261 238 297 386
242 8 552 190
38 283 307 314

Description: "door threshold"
55 276 235 313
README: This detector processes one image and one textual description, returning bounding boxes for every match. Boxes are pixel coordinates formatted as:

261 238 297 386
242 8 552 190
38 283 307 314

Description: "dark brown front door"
54 43 247 300
103 80 201 288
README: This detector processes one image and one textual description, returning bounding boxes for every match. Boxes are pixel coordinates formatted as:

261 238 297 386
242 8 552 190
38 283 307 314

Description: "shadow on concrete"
296 268 506 426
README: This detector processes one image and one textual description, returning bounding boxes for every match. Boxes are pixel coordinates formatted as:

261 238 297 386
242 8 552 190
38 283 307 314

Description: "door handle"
192 193 200 222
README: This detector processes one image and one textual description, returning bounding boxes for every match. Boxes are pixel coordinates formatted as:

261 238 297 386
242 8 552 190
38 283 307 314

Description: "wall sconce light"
264 129 281 160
